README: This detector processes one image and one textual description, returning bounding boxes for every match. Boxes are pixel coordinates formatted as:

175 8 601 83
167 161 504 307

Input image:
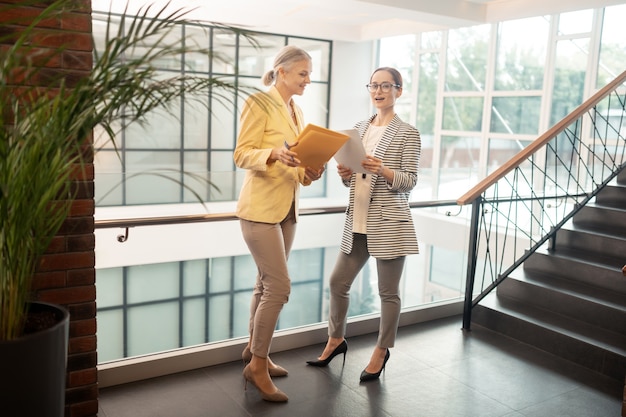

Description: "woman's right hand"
271 142 300 167
337 164 353 181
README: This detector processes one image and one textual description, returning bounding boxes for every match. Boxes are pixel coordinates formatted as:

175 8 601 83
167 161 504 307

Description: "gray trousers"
240 204 296 358
328 233 406 348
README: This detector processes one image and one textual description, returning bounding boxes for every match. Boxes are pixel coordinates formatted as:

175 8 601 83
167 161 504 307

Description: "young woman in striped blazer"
307 67 421 382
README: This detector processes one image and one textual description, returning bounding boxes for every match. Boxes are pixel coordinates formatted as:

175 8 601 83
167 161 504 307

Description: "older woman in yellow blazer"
234 45 323 403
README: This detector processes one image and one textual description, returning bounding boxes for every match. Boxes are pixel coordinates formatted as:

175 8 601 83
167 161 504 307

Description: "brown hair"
371 67 402 87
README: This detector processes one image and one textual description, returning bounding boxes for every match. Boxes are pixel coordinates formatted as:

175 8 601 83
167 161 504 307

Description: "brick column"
0 2 98 416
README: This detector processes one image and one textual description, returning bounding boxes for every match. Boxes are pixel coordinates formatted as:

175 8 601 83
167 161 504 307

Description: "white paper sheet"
333 129 367 173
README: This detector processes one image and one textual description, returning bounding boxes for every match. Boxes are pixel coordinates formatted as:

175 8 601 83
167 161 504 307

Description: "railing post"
462 198 482 331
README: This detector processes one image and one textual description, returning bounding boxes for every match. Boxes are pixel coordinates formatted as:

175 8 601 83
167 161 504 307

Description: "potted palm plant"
0 1 258 415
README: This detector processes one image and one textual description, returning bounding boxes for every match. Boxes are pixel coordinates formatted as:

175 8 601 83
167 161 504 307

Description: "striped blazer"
339 114 420 260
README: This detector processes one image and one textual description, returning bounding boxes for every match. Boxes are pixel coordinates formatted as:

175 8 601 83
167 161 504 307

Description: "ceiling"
92 0 626 42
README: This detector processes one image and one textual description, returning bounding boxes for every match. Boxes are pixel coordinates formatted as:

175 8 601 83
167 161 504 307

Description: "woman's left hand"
305 165 325 181
362 155 384 176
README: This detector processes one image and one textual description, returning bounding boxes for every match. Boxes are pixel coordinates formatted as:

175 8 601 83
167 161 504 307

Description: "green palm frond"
0 0 262 340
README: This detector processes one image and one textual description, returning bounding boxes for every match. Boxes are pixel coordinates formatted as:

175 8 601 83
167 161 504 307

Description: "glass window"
96 267 124 307
417 52 439 136
438 136 482 200
412 133 434 201
212 29 237 74
445 25 490 92
184 24 210 73
183 260 207 296
182 151 210 202
429 246 466 293
597 5 626 87
92 15 118 53
494 16 548 91
295 81 329 127
280 282 321 328
92 13 332 207
97 310 124 362
124 19 183 71
380 35 416 92
211 294 236 340
231 292 250 338
558 9 593 35
442 97 483 131
127 302 179 357
208 151 237 201
238 34 286 77
420 31 441 49
127 263 180 303
125 102 181 149
124 151 182 204
183 298 206 346
94 149 123 206
184 97 209 149
93 122 120 150
487 138 531 174
291 38 331 82
96 223 468 362
490 96 542 135
550 38 589 126
233 254 257 291
593 95 626 141
209 257 233 293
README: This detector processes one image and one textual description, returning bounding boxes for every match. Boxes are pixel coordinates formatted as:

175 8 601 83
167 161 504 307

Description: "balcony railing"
93 199 463 368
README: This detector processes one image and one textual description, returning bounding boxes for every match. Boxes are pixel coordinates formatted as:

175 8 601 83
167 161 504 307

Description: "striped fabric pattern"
339 114 421 260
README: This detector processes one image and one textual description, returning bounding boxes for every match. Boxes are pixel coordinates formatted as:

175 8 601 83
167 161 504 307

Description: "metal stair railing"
458 70 626 330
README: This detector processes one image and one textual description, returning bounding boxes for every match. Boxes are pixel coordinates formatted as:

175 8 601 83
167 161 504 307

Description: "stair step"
470 168 626 384
484 291 626 352
473 292 626 381
574 203 626 235
556 220 626 259
596 183 626 208
523 246 626 294
503 269 626 335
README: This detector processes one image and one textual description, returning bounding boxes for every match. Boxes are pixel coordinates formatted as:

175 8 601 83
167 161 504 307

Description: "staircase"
471 170 626 382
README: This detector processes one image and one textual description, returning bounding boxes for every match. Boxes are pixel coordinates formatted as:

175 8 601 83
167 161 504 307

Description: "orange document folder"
288 124 350 168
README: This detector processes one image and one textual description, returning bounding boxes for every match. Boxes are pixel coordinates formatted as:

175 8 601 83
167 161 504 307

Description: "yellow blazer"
234 86 311 223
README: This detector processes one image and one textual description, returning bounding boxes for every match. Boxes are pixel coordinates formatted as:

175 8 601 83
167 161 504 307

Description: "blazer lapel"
269 86 301 137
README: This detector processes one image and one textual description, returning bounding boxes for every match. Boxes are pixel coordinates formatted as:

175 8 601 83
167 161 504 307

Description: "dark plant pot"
0 302 69 417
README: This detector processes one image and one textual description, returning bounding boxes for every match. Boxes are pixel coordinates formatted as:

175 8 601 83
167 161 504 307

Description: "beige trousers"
240 204 296 358
328 233 406 348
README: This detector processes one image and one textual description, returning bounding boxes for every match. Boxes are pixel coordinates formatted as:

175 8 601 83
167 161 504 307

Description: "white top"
352 124 385 233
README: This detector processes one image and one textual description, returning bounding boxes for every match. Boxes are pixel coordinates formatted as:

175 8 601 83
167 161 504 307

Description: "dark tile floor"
98 316 623 417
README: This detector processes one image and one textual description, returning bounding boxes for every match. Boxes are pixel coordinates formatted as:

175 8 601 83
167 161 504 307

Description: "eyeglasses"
365 82 400 93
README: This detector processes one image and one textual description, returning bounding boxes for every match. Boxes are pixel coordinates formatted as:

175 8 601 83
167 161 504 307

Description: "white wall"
328 40 377 131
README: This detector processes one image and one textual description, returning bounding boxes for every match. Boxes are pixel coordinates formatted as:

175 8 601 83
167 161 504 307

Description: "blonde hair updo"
262 45 311 86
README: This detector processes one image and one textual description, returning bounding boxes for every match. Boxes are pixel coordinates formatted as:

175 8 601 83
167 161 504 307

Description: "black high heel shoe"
359 349 390 382
306 340 348 367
